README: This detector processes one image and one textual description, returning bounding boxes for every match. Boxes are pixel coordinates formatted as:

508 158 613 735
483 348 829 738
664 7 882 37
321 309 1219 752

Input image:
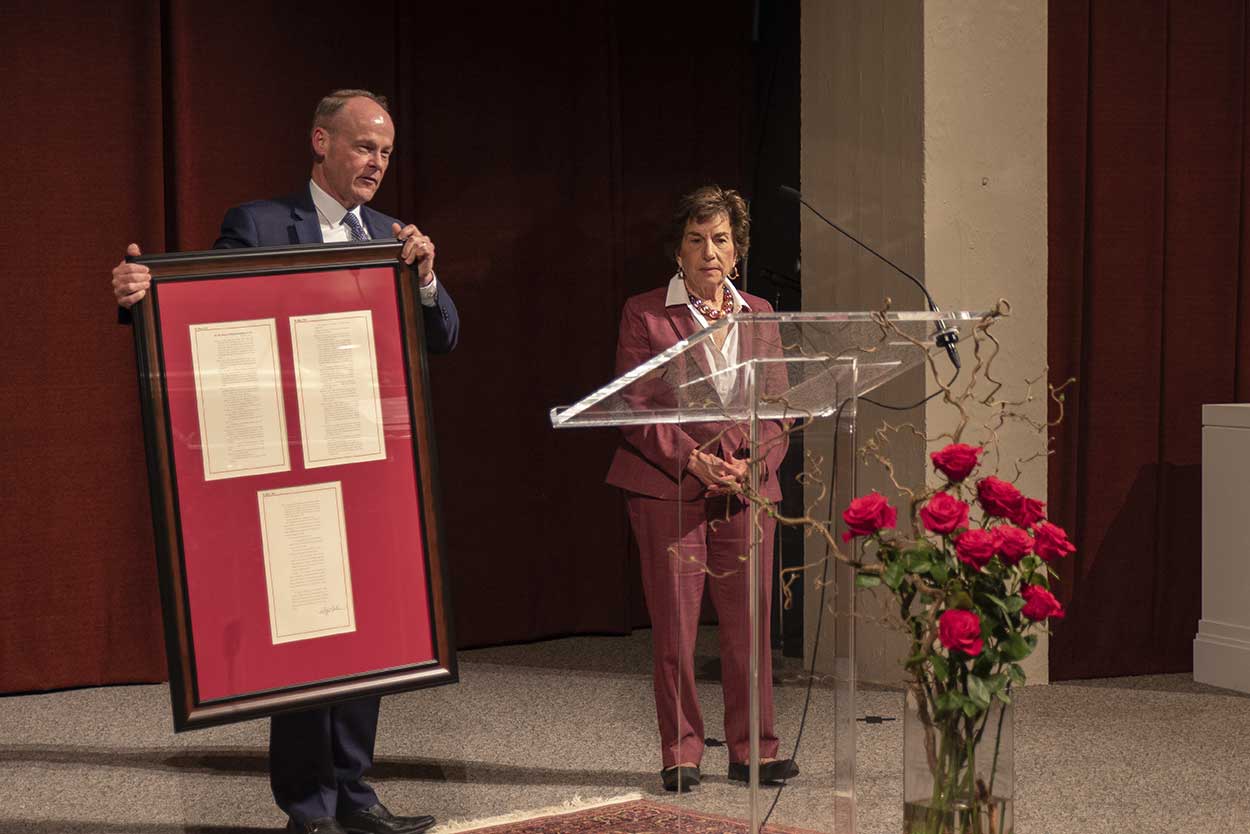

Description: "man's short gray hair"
312 89 390 131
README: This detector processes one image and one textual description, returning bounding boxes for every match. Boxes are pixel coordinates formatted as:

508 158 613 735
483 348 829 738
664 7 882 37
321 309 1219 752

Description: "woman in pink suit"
606 186 797 792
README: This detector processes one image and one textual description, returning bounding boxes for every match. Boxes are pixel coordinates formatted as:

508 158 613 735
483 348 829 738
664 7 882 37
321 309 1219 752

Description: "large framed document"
130 241 456 731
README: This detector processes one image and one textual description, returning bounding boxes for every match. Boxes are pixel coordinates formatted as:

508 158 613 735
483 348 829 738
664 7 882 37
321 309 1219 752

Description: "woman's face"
677 211 736 292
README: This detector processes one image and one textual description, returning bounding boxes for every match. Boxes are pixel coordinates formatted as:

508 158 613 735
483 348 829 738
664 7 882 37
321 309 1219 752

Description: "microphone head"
778 184 801 202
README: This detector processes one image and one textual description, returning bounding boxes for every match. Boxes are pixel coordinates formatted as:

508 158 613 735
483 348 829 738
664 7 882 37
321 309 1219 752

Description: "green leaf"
935 691 962 718
903 549 932 574
930 654 950 681
855 573 882 589
1001 633 1033 662
996 689 1013 705
967 675 992 708
985 593 1010 613
1008 663 1027 685
950 590 974 610
962 699 981 719
1004 596 1026 614
930 561 950 584
883 561 905 591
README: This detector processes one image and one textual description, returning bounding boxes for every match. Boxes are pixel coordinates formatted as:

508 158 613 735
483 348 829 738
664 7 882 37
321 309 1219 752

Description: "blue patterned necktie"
342 211 370 241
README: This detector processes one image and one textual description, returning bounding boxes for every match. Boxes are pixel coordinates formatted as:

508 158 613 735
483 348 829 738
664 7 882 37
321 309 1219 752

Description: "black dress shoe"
727 758 800 784
339 803 435 834
286 818 347 834
661 764 701 792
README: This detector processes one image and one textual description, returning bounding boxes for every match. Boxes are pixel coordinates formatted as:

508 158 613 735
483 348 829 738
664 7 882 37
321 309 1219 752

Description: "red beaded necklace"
686 282 735 320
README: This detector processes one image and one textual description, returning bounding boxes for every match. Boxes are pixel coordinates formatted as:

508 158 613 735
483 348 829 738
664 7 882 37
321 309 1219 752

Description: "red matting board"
155 266 433 702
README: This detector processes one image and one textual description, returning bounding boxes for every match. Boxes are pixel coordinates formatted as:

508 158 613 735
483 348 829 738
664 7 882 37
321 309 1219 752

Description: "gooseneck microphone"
778 184 960 370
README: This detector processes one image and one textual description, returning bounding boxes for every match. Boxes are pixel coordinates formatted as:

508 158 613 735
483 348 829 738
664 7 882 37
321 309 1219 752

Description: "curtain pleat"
1049 0 1250 679
0 1 169 692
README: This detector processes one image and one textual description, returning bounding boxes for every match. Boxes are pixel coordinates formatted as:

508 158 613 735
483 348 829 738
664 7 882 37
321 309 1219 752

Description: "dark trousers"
270 696 382 823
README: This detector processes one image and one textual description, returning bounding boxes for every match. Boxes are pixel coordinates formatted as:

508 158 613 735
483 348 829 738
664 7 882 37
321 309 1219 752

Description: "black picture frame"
131 241 457 731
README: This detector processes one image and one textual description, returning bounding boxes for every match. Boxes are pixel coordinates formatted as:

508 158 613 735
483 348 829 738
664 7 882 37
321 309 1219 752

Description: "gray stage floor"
1 630 1247 833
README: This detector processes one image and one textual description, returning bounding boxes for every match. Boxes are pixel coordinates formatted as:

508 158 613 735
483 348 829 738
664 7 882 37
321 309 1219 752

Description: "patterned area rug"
442 798 822 834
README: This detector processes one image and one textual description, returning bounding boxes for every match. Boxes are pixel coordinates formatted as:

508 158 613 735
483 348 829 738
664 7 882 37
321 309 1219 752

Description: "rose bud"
955 528 996 571
1032 521 1076 563
1008 496 1046 529
993 525 1034 566
938 609 984 656
930 443 983 483
841 492 898 542
1021 584 1066 621
920 491 971 536
977 476 1025 519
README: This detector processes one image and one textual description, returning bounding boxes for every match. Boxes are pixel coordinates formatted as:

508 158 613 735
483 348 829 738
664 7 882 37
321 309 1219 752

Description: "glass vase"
903 688 1014 834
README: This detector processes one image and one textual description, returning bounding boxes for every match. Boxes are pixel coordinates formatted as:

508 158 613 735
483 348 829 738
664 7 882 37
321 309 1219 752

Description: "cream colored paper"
188 319 291 481
257 481 356 644
289 310 387 469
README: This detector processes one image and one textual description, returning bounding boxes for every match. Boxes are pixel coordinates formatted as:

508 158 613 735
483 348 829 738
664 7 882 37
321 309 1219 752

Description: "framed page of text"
131 241 456 731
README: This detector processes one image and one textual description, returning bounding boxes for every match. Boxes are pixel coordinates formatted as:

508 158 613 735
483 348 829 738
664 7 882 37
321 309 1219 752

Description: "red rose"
930 443 983 482
841 492 898 542
954 528 996 571
939 609 983 656
1021 584 1065 621
977 476 1024 519
920 492 971 536
1032 522 1076 563
1008 496 1046 529
993 525 1033 566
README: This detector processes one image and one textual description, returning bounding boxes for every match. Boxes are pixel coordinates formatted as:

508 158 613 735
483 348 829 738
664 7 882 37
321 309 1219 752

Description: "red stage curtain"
0 1 169 692
0 0 755 692
1049 0 1250 678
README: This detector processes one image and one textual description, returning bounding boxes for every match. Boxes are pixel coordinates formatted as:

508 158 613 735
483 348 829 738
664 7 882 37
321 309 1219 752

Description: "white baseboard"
1193 619 1250 694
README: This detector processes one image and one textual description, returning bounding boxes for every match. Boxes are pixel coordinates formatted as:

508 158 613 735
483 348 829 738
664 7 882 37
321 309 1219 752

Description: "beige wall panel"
924 0 1049 683
801 0 1049 684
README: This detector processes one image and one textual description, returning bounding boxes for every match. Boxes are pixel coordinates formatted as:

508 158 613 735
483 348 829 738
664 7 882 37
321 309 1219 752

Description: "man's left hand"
393 223 436 285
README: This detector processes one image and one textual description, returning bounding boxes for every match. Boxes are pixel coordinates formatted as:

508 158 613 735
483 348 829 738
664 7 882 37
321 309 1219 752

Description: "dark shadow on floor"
0 744 663 788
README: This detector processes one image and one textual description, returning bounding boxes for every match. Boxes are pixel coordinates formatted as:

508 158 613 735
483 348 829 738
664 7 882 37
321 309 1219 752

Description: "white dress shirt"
665 273 750 403
309 179 440 307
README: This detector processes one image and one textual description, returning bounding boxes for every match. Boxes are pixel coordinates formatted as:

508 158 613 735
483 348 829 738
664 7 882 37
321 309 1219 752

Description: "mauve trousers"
627 493 779 769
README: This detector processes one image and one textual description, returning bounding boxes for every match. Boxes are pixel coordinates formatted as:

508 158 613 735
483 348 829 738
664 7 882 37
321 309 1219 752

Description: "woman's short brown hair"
669 185 750 261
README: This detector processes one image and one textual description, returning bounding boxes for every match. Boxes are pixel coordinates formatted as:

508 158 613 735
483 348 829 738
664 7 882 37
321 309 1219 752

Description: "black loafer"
338 803 435 834
661 764 701 792
727 758 800 784
287 818 347 834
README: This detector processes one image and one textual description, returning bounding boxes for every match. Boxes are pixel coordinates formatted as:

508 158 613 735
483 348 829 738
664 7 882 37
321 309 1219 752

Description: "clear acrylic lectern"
551 311 986 834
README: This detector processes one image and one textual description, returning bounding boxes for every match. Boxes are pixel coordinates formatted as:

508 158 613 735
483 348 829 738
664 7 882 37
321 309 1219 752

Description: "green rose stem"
985 700 1008 834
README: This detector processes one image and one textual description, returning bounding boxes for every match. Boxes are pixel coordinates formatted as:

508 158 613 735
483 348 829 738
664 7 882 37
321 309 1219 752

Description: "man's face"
311 97 395 208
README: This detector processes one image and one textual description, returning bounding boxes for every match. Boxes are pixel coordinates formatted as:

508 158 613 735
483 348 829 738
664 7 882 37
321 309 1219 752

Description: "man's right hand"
113 243 150 308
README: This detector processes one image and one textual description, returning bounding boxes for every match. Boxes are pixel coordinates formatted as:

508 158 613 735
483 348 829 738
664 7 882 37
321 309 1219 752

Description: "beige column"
800 0 1049 685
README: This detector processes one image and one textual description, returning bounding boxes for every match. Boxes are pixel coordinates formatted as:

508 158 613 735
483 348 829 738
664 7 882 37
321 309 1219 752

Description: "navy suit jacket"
212 186 460 353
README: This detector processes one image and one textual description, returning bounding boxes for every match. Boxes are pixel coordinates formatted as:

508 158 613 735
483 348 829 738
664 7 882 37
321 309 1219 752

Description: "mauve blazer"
605 285 789 502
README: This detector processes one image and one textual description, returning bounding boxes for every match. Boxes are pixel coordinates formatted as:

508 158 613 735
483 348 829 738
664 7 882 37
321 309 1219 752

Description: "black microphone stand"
778 185 960 369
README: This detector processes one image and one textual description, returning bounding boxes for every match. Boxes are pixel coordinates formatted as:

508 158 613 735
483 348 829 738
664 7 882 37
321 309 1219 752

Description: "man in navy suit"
112 90 457 834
